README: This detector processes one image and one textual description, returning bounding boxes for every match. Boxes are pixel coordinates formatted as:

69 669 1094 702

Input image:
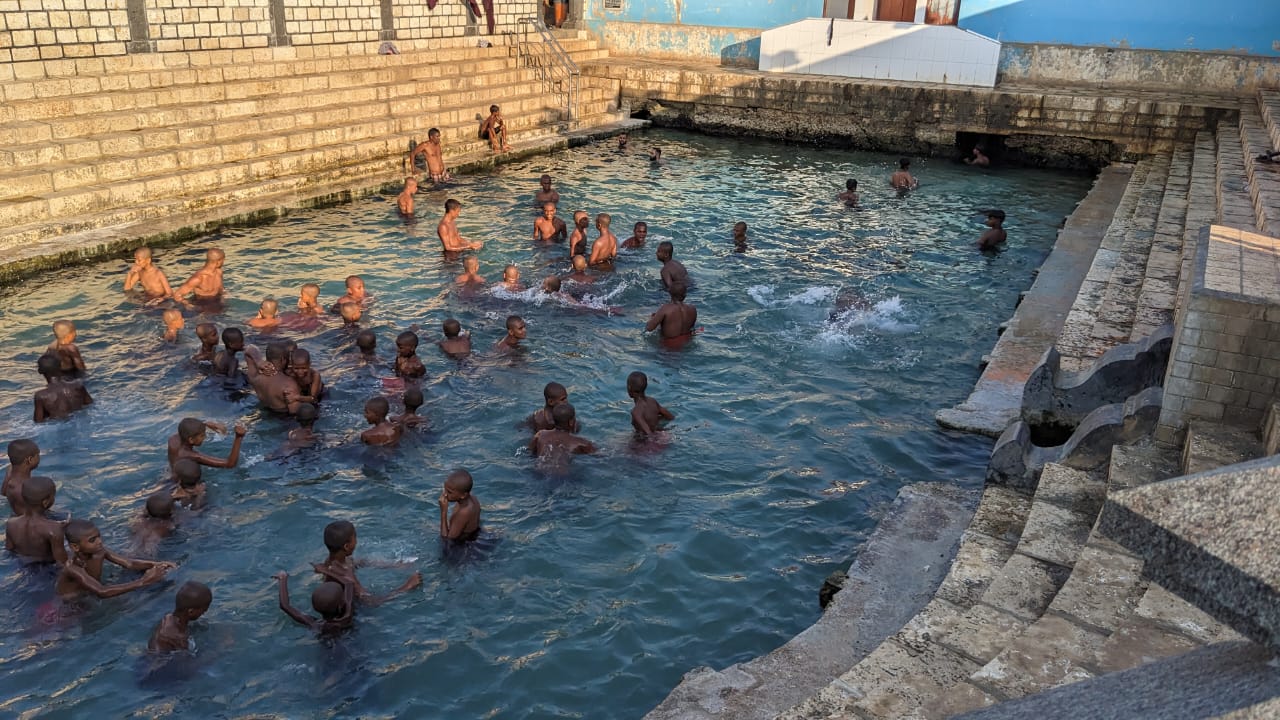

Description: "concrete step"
1106 440 1181 492
1260 90 1280 154
1057 159 1150 372
1177 132 1220 319
1216 126 1259 232
1129 145 1193 341
1012 463 1106 568
1090 154 1171 345
1239 104 1280 238
1180 421 1262 476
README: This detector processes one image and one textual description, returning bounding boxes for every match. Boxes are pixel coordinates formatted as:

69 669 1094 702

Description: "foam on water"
748 284 839 308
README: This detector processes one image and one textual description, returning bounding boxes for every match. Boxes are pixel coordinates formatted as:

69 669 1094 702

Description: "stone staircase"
1240 91 1280 238
777 422 1252 720
0 32 625 256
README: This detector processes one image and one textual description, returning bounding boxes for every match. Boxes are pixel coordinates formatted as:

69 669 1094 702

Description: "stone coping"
1199 225 1280 304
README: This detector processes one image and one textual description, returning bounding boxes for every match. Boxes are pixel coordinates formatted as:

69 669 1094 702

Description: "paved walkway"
936 164 1135 437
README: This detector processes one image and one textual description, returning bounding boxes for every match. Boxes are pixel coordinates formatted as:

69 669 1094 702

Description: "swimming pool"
0 129 1091 718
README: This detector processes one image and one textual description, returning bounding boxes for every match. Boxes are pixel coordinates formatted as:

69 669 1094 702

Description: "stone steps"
1216 125 1259 232
1180 421 1263 476
0 34 627 247
1238 103 1280 238
1175 132 1220 324
1058 157 1171 372
1129 146 1193 341
1088 154 1171 346
1261 90 1280 155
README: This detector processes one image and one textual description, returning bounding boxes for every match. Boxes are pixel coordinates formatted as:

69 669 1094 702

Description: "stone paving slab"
979 552 1071 622
936 165 1134 436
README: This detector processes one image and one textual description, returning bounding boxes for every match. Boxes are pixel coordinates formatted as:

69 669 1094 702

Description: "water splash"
748 285 838 307
818 295 916 346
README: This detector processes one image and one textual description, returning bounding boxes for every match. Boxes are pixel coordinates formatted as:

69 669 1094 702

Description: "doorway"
875 0 916 22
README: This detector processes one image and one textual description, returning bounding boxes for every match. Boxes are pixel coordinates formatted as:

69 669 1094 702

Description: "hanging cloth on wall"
482 0 495 34
426 0 438 8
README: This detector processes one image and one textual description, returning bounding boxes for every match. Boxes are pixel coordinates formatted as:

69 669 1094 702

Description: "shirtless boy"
455 256 485 285
568 212 590 257
395 387 427 428
438 199 483 253
494 315 527 353
193 323 220 363
162 309 185 343
133 492 176 556
212 327 245 379
656 241 689 289
275 572 354 635
438 318 472 358
479 105 511 153
627 371 675 436
534 174 560 207
3 438 42 514
360 397 402 446
34 353 93 423
890 158 919 190
355 330 378 359
174 248 227 302
501 265 525 291
530 403 596 460
171 459 207 510
244 343 306 414
124 247 174 301
394 331 427 379
397 177 417 216
57 519 173 600
4 477 67 565
732 222 749 253
248 299 281 330
339 302 362 327
838 179 859 206
283 402 319 452
528 381 578 432
589 213 618 269
148 581 212 652
48 320 87 376
534 203 567 243
978 209 1007 250
167 418 246 476
297 284 322 314
406 128 452 184
439 469 481 542
646 281 698 345
333 275 368 310
564 255 594 284
622 221 648 249
289 349 324 401
965 147 990 167
312 520 421 605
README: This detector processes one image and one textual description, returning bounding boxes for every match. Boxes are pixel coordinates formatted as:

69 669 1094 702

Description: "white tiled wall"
759 18 999 87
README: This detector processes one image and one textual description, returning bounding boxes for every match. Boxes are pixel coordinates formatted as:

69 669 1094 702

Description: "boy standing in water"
57 519 174 599
394 331 427 379
360 397 402 446
395 387 427 428
589 213 617 269
528 382 577 432
838 179 859 206
171 459 207 510
332 275 368 310
397 177 417 215
568 212 590 257
288 349 324 401
890 158 919 190
339 302 362 327
622 221 648 249
48 320 87 375
564 255 594 284
455 256 485 285
501 265 524 291
732 222 749 253
162 309 185 343
438 318 472 358
534 202 567 243
193 323 220 363
312 520 421 605
439 469 481 542
167 418 246 475
646 281 698 346
530 403 596 460
274 572 354 635
3 439 42 514
534 174 560 207
627 371 675 436
212 327 245 379
298 284 322 314
124 247 174 300
148 581 213 652
248 299 281 330
34 353 93 422
494 315 527 353
978 209 1007 250
656 242 689 289
174 248 227 302
438 199 484 253
4 477 68 565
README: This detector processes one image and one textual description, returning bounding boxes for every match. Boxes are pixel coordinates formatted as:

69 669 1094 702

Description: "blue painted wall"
960 0 1280 56
590 0 822 30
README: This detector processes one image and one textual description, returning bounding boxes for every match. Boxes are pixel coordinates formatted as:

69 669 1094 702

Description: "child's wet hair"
404 387 424 411
356 330 376 351
64 518 97 544
442 318 461 338
323 520 356 552
36 354 61 377
221 327 244 346
312 581 347 618
543 382 566 403
174 458 203 487
178 418 207 442
146 491 174 518
21 475 55 506
296 403 318 426
365 396 390 418
396 331 419 348
176 581 213 611
7 438 38 466
446 469 473 494
552 402 576 430
627 371 648 395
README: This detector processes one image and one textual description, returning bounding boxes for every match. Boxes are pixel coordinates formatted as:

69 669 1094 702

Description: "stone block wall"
0 0 131 62
1158 226 1280 442
284 0 379 45
146 0 272 52
392 0 467 40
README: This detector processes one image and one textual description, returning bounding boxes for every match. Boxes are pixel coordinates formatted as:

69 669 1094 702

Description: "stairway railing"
515 17 579 122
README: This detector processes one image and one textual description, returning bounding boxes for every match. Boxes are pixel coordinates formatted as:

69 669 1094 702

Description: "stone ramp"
935 165 1133 437
0 33 626 267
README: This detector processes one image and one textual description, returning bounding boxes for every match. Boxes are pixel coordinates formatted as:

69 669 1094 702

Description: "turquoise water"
0 129 1091 718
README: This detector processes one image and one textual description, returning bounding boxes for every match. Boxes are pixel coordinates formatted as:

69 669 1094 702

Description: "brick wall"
392 0 467 40
1157 225 1280 443
0 0 131 62
285 0 379 46
146 0 272 52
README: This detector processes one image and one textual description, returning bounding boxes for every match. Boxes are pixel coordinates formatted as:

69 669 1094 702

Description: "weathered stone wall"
145 0 272 52
998 44 1280 96
391 0 469 41
1 0 132 62
585 61 1236 164
1158 226 1280 443
283 0 380 46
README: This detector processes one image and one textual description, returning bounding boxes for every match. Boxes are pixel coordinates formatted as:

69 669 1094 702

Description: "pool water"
0 129 1091 718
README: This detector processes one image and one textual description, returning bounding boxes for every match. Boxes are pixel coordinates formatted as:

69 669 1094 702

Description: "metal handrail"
516 17 579 122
